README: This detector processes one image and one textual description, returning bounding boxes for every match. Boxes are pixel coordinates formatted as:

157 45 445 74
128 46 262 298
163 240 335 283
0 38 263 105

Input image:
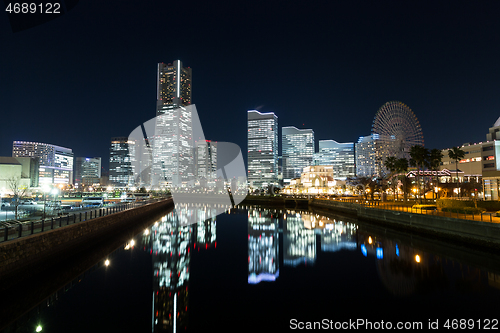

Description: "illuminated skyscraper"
314 140 355 179
282 127 314 183
74 157 101 188
195 140 217 181
109 137 135 188
355 134 395 178
247 110 278 189
156 60 192 114
152 60 194 187
12 141 73 184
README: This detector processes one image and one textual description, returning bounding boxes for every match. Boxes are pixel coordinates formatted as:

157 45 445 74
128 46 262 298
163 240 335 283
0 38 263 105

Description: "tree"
384 156 398 201
395 158 409 201
409 145 429 203
7 176 28 220
355 176 378 201
429 149 444 200
448 146 465 197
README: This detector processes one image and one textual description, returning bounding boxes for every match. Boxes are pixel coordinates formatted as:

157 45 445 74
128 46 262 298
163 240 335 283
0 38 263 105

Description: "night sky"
2 0 500 170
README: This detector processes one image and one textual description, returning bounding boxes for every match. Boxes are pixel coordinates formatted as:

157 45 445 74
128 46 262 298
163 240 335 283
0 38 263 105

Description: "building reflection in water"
248 208 279 284
301 213 357 252
143 203 219 333
283 212 316 267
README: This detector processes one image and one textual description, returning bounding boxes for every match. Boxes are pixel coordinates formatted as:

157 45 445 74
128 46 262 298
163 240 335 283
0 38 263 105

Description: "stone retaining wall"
0 199 174 275
310 198 500 248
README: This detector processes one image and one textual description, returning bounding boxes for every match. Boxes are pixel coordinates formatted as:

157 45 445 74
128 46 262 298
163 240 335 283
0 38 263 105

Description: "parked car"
20 199 36 205
1 202 10 208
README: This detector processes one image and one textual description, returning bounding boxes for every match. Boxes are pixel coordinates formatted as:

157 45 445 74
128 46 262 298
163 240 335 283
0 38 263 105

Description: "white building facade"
247 111 278 189
282 127 314 184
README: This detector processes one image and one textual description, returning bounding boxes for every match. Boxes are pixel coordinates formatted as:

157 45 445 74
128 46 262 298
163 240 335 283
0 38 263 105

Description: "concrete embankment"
0 198 174 277
310 198 500 249
239 195 309 208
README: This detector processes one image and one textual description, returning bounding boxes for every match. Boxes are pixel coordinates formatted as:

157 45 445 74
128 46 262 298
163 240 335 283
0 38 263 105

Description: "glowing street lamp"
42 185 50 220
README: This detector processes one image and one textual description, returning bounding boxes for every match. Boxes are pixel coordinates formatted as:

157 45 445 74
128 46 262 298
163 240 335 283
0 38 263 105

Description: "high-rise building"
247 110 278 189
157 60 192 114
109 137 135 188
195 140 217 181
314 140 355 179
74 157 101 188
282 127 314 183
355 134 395 178
12 141 73 184
153 60 194 187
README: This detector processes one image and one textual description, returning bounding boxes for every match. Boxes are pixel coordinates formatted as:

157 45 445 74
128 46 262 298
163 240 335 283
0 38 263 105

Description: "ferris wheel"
371 101 424 157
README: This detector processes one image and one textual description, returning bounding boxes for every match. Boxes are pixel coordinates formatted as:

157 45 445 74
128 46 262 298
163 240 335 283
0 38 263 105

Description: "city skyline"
2 1 500 171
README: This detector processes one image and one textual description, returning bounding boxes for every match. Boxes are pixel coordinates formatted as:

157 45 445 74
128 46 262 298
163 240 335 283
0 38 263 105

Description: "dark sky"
2 0 500 170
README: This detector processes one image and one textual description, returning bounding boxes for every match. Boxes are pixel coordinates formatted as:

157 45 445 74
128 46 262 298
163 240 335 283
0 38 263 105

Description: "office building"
355 134 396 178
156 60 192 113
247 110 278 188
153 60 194 187
195 140 217 181
109 137 135 188
282 127 314 183
12 141 73 184
74 157 101 188
314 140 355 179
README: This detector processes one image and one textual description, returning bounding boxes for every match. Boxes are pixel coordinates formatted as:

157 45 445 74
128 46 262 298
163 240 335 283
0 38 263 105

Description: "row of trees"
384 145 466 202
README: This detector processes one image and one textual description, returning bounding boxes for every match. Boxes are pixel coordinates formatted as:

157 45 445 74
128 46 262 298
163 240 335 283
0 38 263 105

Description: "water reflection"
142 203 218 333
248 209 279 284
5 205 500 332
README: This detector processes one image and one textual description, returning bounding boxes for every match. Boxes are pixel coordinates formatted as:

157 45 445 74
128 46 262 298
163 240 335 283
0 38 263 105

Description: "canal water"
3 204 500 332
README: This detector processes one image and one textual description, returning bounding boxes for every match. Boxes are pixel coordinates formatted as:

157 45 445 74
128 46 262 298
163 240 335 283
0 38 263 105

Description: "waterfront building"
282 127 314 183
315 140 355 179
439 143 482 183
12 141 73 185
247 110 278 189
438 118 500 200
153 60 194 187
355 134 396 178
74 157 101 188
109 137 135 188
283 165 345 195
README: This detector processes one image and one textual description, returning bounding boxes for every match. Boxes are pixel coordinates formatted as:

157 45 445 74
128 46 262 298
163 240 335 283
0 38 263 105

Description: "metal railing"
314 198 498 223
0 199 163 243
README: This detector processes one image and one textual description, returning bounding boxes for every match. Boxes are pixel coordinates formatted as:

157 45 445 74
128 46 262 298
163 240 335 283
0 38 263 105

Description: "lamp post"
42 185 50 220
1 188 6 221
51 188 59 215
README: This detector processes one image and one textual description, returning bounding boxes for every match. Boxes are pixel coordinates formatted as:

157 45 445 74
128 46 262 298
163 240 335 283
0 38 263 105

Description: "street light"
42 185 50 220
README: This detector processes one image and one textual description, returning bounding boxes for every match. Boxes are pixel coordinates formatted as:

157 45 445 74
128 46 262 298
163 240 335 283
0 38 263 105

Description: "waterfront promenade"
327 197 500 224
